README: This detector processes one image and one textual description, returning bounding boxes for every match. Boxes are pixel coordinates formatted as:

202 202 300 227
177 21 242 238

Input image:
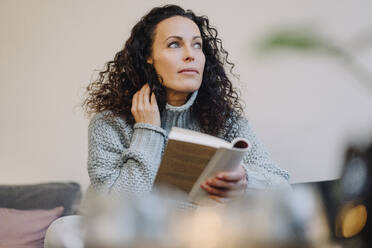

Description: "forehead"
153 16 201 41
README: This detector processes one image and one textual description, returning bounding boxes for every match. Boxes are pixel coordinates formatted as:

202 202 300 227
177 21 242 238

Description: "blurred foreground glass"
320 141 372 248
81 187 182 248
81 185 334 248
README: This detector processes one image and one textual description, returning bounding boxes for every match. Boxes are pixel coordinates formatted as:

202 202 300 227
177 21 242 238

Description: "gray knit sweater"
87 91 290 197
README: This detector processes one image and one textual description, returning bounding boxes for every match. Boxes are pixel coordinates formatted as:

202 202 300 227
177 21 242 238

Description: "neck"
166 89 190 106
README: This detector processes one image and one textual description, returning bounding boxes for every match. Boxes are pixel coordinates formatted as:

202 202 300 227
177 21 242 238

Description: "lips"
178 68 199 74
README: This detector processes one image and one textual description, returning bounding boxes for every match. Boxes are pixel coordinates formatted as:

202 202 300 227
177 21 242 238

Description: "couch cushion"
0 182 82 216
0 206 64 248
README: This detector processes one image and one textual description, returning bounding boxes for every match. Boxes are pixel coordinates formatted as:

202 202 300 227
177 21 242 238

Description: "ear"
147 57 153 64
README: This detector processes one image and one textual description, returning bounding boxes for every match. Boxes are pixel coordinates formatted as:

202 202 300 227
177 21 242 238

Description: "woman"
45 5 290 247
82 4 290 203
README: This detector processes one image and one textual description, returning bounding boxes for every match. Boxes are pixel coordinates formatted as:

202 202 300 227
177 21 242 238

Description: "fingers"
137 88 144 114
216 166 246 182
205 177 246 190
201 183 229 197
201 180 245 198
133 84 149 113
141 84 151 106
131 91 138 114
150 92 158 106
141 84 159 113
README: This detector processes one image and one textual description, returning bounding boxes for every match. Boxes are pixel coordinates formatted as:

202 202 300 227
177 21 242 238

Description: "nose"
183 45 195 62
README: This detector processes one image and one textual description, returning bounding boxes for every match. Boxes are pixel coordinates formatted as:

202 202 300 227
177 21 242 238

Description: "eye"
193 42 202 49
168 41 180 48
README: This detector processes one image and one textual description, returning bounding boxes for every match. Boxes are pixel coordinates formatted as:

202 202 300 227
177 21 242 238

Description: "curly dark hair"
82 4 243 136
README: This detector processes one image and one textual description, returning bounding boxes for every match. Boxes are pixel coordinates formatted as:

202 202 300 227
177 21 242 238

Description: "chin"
185 85 201 92
164 77 202 93
178 86 201 94
179 79 202 92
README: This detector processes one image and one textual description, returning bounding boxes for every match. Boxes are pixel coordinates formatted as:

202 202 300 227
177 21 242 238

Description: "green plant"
256 27 372 90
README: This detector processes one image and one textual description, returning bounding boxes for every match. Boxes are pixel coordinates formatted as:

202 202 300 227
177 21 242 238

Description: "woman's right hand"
131 84 161 127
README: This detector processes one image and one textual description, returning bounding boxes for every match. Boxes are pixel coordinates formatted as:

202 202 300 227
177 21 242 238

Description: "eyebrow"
164 35 202 43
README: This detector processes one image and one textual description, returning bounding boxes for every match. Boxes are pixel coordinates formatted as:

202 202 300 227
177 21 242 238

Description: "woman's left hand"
200 165 247 203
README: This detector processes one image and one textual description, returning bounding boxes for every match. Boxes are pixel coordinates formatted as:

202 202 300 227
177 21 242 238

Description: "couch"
0 182 82 248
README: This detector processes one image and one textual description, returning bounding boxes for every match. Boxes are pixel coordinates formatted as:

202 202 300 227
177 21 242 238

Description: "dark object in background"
0 182 82 216
318 141 372 248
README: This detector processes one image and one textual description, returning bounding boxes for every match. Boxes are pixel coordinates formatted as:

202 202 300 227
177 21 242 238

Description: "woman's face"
147 16 206 96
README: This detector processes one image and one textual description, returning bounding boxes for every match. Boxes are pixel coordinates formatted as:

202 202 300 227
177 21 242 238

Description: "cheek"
155 58 176 84
154 54 178 78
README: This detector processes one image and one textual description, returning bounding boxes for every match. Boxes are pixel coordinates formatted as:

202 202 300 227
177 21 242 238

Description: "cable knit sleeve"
87 112 166 195
228 117 291 191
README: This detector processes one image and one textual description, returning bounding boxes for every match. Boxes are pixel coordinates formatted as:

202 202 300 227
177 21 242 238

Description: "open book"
154 127 250 205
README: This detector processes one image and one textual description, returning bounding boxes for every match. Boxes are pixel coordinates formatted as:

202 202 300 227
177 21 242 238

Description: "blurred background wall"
1 0 372 191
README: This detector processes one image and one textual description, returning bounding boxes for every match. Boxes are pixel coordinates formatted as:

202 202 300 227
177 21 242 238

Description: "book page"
168 127 231 149
154 140 218 193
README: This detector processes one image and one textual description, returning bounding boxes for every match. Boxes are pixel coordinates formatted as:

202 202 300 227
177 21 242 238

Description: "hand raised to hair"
131 84 161 127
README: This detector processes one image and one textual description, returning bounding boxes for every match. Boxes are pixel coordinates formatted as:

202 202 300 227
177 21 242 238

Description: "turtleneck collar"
165 90 198 112
161 90 198 132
